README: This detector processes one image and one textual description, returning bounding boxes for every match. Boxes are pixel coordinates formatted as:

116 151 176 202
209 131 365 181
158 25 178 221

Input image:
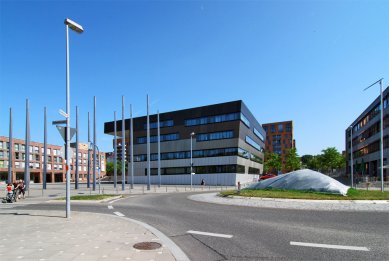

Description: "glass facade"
196 131 234 142
144 120 174 130
137 133 180 144
253 128 265 141
184 113 240 126
240 113 251 128
245 136 263 151
149 164 246 175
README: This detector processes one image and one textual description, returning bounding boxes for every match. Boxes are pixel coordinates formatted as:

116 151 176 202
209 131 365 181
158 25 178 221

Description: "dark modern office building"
104 100 265 185
346 86 389 181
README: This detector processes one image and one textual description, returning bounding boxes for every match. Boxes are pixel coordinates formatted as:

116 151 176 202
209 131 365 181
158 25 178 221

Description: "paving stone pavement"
0 210 177 261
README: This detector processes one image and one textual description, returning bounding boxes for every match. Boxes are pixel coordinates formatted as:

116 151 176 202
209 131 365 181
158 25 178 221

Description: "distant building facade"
262 121 295 173
345 86 389 181
0 136 106 183
104 100 266 185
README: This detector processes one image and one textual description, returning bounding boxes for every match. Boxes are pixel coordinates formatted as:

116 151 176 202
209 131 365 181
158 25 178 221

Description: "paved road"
13 192 389 261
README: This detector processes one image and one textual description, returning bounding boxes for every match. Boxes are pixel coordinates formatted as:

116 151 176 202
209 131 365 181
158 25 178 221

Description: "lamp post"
349 125 354 188
364 78 384 192
190 132 195 190
64 18 83 218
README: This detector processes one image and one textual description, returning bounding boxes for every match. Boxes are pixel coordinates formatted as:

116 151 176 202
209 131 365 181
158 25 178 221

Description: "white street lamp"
190 132 195 190
64 18 83 218
349 125 354 188
364 78 384 192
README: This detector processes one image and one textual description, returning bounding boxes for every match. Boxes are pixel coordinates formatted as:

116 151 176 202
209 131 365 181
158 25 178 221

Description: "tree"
301 154 320 171
264 152 282 174
320 147 344 174
284 148 301 172
105 161 127 176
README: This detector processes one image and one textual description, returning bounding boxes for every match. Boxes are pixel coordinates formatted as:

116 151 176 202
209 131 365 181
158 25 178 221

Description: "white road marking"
187 230 233 238
290 241 369 251
108 198 123 204
108 205 113 209
113 212 125 217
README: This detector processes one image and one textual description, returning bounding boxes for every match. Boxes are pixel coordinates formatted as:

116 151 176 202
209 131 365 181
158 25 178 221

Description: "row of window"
253 128 265 142
352 135 389 159
245 136 263 152
133 147 263 163
137 133 180 144
184 113 240 126
349 117 389 147
197 131 234 142
353 94 389 133
147 164 246 175
263 123 292 134
144 120 174 130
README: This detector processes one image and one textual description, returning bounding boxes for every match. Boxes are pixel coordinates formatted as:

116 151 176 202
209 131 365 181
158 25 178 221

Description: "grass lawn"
57 194 120 200
219 188 389 200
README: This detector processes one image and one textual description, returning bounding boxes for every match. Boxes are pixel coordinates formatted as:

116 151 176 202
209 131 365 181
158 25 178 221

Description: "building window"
278 124 283 132
137 133 180 144
271 125 275 133
184 113 240 126
21 144 25 151
245 136 263 151
0 151 4 158
14 144 19 151
248 167 260 174
253 128 265 142
144 120 174 129
196 131 234 142
286 123 292 132
240 113 250 128
0 160 4 168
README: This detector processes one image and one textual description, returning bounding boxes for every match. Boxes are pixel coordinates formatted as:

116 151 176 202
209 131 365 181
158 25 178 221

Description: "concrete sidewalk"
0 210 185 261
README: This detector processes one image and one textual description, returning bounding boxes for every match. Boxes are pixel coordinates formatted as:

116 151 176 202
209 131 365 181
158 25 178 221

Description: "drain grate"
133 242 162 250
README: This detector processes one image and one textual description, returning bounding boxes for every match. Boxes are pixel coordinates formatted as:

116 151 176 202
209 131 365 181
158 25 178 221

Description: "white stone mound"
247 169 350 196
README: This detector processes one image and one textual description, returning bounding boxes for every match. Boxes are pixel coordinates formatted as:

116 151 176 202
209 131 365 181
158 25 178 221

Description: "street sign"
60 146 74 159
52 120 67 125
59 109 69 118
56 126 76 142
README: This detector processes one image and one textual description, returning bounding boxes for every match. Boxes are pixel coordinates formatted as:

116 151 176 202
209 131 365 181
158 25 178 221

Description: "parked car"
259 174 276 181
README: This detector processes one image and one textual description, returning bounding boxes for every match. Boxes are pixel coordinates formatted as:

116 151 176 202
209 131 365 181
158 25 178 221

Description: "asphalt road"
16 192 389 261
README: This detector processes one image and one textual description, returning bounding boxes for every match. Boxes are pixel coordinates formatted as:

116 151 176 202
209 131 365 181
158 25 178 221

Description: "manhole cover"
133 242 162 250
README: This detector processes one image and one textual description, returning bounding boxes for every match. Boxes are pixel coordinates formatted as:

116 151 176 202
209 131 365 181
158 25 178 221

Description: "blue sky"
1 0 388 155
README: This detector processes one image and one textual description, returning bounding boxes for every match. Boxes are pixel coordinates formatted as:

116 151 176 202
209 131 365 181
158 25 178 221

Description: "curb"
47 195 123 203
115 215 190 261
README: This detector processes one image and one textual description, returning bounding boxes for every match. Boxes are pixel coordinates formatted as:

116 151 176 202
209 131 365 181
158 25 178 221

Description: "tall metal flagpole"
93 96 96 191
114 111 117 189
75 106 79 189
122 96 125 191
87 112 90 188
25 99 30 191
147 95 151 190
130 104 134 189
43 107 47 189
158 110 161 187
8 108 13 184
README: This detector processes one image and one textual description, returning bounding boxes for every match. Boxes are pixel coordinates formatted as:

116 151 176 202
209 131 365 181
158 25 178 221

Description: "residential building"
262 121 295 173
104 100 266 185
0 137 106 183
345 86 389 181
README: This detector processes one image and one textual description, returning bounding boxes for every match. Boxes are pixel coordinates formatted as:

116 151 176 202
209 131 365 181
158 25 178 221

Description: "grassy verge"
219 188 389 200
56 194 120 201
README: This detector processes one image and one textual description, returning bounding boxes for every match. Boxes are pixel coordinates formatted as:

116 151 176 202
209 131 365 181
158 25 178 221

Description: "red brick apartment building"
0 136 106 183
262 121 296 173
